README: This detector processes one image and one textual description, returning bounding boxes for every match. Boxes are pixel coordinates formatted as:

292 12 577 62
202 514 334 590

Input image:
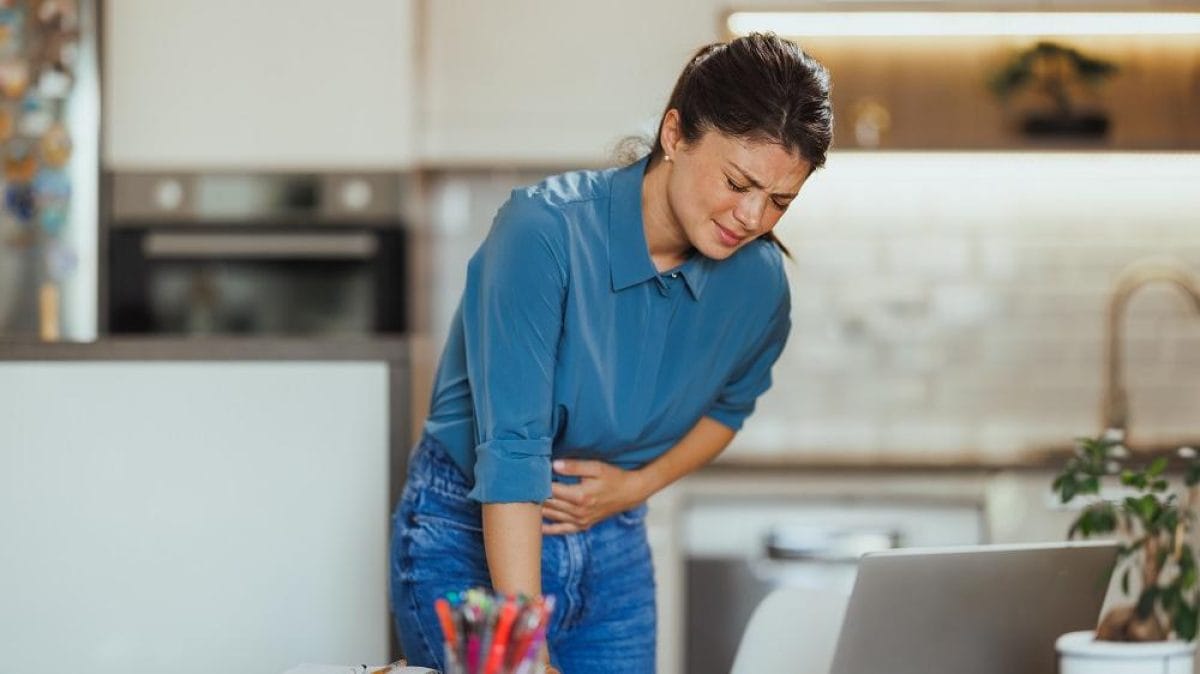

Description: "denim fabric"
390 434 657 674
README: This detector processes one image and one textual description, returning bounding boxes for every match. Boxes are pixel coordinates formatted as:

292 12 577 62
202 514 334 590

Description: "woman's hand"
541 459 651 535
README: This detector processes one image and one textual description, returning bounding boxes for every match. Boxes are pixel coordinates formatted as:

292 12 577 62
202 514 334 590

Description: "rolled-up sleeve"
706 284 792 432
461 192 567 503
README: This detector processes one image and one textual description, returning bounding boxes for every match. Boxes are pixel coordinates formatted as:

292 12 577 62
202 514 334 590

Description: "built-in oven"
104 172 407 336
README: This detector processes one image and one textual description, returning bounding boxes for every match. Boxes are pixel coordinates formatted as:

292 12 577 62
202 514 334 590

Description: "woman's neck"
641 157 693 272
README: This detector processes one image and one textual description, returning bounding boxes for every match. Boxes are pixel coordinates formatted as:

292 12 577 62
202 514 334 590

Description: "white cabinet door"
421 0 720 165
103 0 416 169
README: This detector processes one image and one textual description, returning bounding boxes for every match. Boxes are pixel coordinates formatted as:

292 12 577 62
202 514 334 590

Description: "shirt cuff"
706 406 753 433
469 438 553 503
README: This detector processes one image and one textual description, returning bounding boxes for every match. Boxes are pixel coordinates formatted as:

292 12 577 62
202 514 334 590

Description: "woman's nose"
733 194 766 233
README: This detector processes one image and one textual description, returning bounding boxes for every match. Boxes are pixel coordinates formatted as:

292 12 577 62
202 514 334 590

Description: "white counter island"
0 338 410 674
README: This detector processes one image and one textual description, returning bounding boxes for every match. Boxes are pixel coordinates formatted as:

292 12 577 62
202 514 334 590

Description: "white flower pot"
1057 630 1196 674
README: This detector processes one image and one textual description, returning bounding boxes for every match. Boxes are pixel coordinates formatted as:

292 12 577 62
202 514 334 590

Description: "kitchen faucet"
1103 257 1200 436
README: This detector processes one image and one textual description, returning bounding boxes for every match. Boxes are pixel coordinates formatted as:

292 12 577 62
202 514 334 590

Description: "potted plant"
1052 429 1200 672
989 41 1119 140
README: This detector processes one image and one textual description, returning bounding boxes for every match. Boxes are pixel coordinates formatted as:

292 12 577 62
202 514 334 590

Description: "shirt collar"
608 155 710 300
673 255 711 300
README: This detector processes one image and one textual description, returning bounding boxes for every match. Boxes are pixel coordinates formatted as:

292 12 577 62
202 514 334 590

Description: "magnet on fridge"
18 95 51 136
4 138 37 182
0 104 14 141
0 59 28 98
39 203 68 237
4 181 35 222
40 121 71 166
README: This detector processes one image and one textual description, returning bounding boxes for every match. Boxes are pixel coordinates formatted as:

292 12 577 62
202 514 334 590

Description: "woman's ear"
660 109 683 159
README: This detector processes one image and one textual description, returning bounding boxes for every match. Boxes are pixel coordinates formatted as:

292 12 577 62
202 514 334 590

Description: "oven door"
107 226 406 335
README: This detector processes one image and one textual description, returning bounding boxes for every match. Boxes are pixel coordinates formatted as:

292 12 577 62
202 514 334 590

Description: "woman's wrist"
631 464 663 502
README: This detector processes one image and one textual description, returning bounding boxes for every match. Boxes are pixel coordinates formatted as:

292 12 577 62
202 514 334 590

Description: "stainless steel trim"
764 526 900 563
143 233 379 259
110 171 406 221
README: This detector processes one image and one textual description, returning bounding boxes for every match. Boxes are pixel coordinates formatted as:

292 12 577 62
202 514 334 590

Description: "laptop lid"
829 541 1118 674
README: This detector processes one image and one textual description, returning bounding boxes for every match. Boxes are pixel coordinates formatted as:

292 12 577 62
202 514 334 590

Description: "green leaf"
1148 457 1169 477
1176 604 1199 641
1185 464 1200 486
1062 479 1077 503
1181 548 1197 590
1091 504 1117 534
1162 585 1182 614
1137 587 1159 619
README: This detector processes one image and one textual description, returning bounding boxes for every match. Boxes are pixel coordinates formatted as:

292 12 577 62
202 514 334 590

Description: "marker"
435 598 458 650
483 597 520 674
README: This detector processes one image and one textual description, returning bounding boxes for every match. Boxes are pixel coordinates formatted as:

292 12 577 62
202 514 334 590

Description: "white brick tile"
885 237 972 278
931 284 1001 327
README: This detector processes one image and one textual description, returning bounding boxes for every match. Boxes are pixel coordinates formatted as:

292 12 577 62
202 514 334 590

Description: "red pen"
483 597 520 674
435 598 458 651
512 597 555 673
505 601 543 670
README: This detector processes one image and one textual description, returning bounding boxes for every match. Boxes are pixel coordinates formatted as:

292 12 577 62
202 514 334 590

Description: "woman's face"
664 119 813 261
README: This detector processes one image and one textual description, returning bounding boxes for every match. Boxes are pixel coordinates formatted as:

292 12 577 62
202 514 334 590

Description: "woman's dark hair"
650 32 834 257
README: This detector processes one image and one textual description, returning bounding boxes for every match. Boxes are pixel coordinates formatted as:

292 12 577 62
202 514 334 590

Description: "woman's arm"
542 416 734 534
637 416 736 495
482 503 544 596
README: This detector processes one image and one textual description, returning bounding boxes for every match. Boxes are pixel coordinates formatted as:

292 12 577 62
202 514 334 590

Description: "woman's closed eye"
728 175 791 211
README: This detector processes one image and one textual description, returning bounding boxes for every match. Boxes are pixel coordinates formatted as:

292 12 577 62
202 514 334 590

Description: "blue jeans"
390 434 657 674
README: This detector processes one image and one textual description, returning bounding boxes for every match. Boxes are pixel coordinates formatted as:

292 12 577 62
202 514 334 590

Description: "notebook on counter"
283 665 437 674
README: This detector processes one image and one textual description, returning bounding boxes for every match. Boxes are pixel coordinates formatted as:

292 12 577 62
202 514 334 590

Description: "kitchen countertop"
3 337 1194 474
0 335 409 361
704 438 1200 474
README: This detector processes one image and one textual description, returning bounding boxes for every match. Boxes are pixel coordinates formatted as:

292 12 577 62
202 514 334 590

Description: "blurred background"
1 1 1199 673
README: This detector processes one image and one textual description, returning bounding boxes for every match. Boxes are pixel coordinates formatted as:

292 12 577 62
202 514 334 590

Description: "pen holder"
435 588 555 674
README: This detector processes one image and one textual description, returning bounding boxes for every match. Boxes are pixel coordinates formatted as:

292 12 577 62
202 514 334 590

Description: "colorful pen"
483 596 520 674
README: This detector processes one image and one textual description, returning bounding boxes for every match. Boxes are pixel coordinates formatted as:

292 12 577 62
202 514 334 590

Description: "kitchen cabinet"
420 0 722 165
103 0 417 169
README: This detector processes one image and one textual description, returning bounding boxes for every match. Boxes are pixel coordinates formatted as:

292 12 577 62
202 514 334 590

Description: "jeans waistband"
406 432 473 499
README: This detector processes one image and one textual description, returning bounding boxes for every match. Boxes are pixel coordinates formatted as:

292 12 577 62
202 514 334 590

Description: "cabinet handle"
143 233 378 259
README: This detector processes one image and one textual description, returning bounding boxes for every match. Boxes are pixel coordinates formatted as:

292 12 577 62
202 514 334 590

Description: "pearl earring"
664 155 672 162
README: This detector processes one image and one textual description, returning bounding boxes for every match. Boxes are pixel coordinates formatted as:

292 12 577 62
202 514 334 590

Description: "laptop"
829 541 1119 674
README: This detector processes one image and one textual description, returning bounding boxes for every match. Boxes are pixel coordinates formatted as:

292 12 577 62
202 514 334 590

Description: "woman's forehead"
699 131 812 186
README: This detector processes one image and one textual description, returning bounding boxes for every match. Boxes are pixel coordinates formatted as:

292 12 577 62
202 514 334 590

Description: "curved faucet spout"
1103 257 1200 436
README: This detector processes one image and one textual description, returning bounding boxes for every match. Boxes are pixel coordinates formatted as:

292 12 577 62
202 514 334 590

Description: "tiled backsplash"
419 153 1200 462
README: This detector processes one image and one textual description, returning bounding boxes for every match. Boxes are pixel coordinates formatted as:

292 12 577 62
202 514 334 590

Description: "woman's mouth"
715 222 743 247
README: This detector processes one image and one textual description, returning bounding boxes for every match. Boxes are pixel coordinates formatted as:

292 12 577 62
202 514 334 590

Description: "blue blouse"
423 156 792 503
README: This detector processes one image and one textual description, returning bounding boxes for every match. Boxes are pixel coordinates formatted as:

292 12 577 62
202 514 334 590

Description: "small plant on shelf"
989 41 1119 139
1053 430 1200 641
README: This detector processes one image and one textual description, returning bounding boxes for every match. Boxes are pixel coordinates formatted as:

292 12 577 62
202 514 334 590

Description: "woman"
391 33 833 674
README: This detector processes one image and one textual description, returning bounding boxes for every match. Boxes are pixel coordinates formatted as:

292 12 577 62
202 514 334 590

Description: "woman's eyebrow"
728 162 798 199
